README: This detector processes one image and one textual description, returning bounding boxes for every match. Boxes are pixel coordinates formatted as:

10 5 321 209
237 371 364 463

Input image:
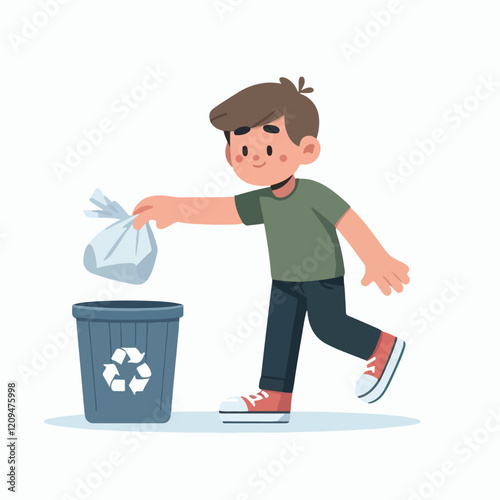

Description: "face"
225 116 320 186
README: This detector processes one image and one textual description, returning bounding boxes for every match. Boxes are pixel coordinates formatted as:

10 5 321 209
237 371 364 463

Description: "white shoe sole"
358 338 405 404
219 412 291 423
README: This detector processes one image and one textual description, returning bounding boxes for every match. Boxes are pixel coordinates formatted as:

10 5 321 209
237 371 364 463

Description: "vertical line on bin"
121 322 135 347
87 324 98 411
145 323 149 362
135 323 147 358
159 321 169 412
110 323 121 351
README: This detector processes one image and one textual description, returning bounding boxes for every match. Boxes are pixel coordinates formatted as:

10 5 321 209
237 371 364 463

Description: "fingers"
363 270 408 294
133 197 156 215
362 258 410 295
385 272 404 293
363 272 392 295
133 210 153 230
133 196 159 229
374 277 392 296
399 272 410 285
393 264 410 285
134 204 153 215
393 270 410 286
156 219 170 229
397 261 410 275
361 273 372 287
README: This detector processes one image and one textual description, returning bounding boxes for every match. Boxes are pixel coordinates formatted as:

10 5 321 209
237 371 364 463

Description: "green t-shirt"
234 179 350 282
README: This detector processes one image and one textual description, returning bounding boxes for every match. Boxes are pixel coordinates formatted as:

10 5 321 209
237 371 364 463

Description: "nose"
253 154 259 161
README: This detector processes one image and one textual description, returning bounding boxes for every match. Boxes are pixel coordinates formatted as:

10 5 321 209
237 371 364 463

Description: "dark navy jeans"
259 277 381 393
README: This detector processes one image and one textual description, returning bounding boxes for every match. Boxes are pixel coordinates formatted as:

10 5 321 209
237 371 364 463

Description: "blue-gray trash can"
72 301 183 424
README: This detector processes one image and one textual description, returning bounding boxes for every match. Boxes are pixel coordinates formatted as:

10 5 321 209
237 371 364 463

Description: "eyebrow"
234 126 250 135
263 125 280 134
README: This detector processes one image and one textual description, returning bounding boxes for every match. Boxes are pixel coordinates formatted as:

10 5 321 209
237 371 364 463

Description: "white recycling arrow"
103 364 119 386
136 362 151 378
111 348 126 365
111 379 125 392
129 376 149 395
103 347 151 395
123 347 145 364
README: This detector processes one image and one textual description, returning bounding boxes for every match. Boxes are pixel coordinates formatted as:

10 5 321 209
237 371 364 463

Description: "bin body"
72 301 183 424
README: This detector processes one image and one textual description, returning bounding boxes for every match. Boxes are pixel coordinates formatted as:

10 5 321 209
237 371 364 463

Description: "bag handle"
84 189 129 220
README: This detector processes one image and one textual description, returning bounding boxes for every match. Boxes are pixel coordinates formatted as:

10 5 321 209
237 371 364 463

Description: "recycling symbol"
102 347 151 394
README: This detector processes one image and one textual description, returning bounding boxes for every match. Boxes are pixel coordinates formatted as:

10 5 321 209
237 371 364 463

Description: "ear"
225 143 232 166
299 137 320 164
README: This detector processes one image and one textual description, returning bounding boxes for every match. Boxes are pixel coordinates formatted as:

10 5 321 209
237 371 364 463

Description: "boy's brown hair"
209 77 319 146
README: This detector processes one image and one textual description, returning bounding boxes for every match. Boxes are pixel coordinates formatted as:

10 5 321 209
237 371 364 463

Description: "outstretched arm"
132 196 242 229
335 208 410 296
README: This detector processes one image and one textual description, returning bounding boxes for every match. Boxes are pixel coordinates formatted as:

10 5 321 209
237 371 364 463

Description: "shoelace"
242 391 269 407
365 356 377 375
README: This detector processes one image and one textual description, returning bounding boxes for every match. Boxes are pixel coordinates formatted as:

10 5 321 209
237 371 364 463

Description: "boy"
133 77 410 423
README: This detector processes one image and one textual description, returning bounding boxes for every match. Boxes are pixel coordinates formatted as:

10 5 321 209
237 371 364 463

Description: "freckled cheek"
279 155 288 162
235 155 243 163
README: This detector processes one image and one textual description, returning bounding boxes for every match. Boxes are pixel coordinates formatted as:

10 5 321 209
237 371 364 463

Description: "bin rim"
72 300 183 322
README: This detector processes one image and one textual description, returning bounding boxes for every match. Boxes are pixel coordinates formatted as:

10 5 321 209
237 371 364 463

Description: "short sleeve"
310 181 350 226
234 189 268 225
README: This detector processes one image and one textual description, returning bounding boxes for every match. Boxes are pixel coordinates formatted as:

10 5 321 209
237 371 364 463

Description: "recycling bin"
72 301 183 424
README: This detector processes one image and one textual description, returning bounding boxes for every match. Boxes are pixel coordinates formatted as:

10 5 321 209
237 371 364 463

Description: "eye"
267 145 273 156
242 146 248 156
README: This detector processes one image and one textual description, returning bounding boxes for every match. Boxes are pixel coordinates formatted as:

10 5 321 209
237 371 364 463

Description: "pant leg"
303 277 381 360
259 280 307 393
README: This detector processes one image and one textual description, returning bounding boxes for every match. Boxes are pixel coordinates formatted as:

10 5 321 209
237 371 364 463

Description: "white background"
2 1 500 499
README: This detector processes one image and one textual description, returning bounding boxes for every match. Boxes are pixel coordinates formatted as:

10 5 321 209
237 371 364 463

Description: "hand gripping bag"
83 189 157 285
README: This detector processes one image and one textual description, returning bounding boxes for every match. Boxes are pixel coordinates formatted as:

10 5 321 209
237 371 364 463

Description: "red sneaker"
355 332 405 403
219 390 291 423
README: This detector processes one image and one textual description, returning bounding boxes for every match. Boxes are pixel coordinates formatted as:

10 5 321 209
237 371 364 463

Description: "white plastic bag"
83 189 157 285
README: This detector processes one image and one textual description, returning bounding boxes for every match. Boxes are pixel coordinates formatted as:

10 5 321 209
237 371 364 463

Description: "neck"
271 175 296 198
